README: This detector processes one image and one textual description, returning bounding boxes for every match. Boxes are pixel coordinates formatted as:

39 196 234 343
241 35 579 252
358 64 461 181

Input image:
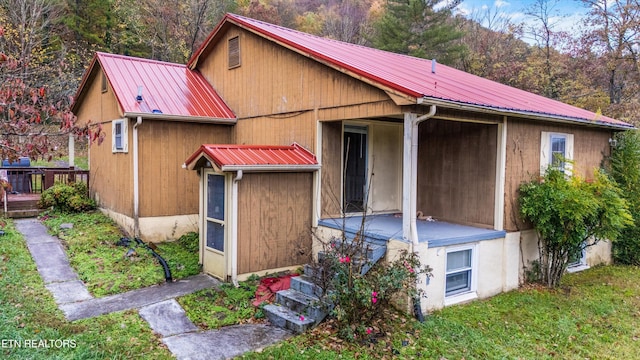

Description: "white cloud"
494 0 510 8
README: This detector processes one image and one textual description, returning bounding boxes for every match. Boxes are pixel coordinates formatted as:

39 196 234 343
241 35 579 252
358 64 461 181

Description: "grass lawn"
5 212 640 359
0 220 173 359
241 265 640 359
41 211 201 297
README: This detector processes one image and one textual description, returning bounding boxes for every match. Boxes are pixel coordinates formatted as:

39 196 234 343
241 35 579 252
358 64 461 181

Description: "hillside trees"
0 0 101 160
371 0 466 65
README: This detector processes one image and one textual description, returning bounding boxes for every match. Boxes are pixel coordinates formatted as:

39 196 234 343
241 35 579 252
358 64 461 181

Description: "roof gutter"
220 164 321 172
418 97 634 130
124 112 237 124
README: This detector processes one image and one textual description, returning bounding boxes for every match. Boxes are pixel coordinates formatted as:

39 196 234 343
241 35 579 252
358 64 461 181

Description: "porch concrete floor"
318 214 506 247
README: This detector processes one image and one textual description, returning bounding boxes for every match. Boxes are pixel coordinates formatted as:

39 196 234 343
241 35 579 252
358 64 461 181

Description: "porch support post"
402 113 414 243
68 133 75 168
402 106 436 245
494 117 507 231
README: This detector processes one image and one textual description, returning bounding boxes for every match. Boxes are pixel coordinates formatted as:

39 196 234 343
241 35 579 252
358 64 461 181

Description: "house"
73 13 633 311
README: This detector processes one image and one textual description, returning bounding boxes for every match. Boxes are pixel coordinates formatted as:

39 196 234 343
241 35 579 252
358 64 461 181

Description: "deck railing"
1 167 90 194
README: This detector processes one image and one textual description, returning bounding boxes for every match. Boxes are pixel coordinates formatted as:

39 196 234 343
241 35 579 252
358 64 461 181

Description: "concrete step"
275 289 329 325
290 275 324 298
5 209 42 218
263 304 315 334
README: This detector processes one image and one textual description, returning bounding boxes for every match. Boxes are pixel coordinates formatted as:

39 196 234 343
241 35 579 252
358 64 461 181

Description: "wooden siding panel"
138 121 231 217
237 173 313 274
504 119 613 231
74 68 133 215
417 120 497 227
197 28 399 131
321 121 342 217
232 111 316 150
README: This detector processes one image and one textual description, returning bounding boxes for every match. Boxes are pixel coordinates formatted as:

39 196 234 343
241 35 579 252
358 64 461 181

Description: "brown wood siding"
321 121 343 217
504 118 614 231
232 111 316 150
74 68 133 215
197 28 401 145
237 172 313 274
88 120 134 215
417 119 497 227
137 121 231 217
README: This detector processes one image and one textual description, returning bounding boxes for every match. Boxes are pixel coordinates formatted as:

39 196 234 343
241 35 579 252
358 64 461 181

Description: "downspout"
133 116 142 238
231 170 243 287
403 105 436 321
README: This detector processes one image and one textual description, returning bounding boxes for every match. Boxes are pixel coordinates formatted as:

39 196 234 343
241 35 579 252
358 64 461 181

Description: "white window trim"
566 244 589 272
112 118 129 153
540 131 573 175
444 244 478 306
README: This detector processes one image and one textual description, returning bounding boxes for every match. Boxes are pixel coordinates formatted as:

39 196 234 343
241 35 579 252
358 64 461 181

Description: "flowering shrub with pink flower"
313 236 432 340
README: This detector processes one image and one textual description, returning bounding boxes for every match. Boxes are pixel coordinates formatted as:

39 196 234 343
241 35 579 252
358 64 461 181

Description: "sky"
454 0 592 41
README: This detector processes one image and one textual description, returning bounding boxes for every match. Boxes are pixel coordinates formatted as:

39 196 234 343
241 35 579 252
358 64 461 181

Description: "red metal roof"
184 143 319 171
189 13 632 129
73 52 235 122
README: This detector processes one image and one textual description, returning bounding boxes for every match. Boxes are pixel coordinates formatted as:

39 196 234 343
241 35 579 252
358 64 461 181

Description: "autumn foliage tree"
0 1 101 161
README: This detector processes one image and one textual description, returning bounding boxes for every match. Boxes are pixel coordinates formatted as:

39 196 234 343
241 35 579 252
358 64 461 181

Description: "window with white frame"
112 119 128 153
540 132 573 175
445 246 476 297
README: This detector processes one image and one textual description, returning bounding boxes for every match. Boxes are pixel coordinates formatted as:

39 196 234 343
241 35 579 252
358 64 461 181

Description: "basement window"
112 119 128 153
444 245 478 306
228 36 240 69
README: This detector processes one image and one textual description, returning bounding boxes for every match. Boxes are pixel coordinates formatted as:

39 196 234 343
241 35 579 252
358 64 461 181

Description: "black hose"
135 237 173 282
413 296 425 322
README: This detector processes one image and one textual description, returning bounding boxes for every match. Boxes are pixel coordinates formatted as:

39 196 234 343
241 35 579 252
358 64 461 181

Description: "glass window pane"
550 135 566 167
206 221 224 251
115 122 122 149
207 175 225 220
446 271 470 295
446 249 471 271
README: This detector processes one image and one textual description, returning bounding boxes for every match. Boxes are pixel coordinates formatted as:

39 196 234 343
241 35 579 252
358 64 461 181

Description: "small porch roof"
184 143 320 172
319 214 506 248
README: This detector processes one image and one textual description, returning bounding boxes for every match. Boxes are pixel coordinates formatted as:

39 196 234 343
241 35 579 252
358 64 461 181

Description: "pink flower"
372 297 377 304
339 256 351 263
299 315 305 321
371 291 378 297
366 328 372 335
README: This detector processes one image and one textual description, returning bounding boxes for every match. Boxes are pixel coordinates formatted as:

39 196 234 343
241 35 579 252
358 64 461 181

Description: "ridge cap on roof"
96 51 186 68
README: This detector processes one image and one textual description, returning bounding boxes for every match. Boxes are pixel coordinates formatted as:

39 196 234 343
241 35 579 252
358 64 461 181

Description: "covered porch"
318 214 506 248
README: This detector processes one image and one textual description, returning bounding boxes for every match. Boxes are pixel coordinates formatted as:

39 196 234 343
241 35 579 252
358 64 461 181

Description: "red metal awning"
184 143 319 172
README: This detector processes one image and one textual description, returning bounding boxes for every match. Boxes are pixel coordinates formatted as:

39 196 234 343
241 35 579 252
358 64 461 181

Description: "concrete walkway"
15 218 292 359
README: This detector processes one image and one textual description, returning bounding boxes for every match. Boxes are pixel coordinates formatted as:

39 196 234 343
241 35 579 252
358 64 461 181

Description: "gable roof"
72 52 236 123
189 13 632 130
184 143 319 172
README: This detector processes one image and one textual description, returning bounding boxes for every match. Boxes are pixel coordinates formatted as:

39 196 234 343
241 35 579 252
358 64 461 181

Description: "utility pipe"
410 105 436 247
231 170 243 287
133 116 142 238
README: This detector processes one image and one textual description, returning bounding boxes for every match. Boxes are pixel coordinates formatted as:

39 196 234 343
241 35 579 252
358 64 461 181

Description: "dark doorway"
343 126 367 213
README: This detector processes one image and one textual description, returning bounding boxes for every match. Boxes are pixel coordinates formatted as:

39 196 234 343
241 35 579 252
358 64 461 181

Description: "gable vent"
228 36 240 69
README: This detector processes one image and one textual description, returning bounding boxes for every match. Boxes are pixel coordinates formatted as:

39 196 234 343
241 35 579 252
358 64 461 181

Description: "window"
445 246 477 298
112 119 128 153
101 73 108 93
228 36 240 69
540 132 573 175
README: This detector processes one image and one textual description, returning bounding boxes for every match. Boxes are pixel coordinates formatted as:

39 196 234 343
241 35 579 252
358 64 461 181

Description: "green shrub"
610 130 640 265
519 167 631 287
39 181 95 212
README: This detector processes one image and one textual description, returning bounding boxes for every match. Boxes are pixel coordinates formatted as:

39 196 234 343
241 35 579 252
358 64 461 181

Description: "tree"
609 130 640 265
519 167 631 288
0 1 102 161
579 0 640 122
370 0 466 65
